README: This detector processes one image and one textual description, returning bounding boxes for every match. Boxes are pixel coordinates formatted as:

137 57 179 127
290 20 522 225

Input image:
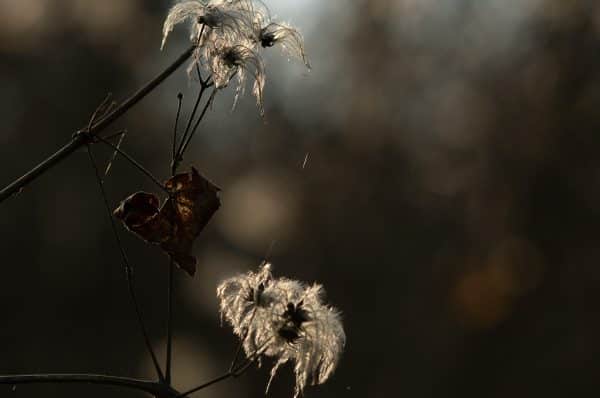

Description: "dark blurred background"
2 0 600 397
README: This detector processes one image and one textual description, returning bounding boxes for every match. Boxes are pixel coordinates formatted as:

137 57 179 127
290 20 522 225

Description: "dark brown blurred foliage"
2 0 600 397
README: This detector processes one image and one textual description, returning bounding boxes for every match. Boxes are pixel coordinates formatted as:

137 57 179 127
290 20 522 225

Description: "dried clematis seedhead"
114 167 220 276
161 0 204 50
207 40 266 114
217 263 346 397
238 0 271 35
216 263 281 332
217 261 273 335
275 284 346 397
161 0 308 116
257 22 310 69
161 0 254 50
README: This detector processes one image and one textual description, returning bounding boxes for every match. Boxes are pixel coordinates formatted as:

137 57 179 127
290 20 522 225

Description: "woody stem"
0 45 196 204
0 374 162 395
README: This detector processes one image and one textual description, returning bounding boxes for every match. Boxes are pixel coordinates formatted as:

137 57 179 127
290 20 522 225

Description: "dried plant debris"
114 167 220 276
217 263 346 397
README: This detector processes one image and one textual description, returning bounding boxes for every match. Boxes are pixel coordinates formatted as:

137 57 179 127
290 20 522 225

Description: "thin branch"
102 129 127 141
165 260 175 385
103 130 127 179
192 24 209 88
87 146 165 382
176 88 217 164
173 81 207 169
228 338 246 374
177 337 273 398
90 45 195 137
165 97 183 384
231 337 272 377
95 135 167 193
196 62 214 88
195 63 205 85
0 374 162 396
176 352 262 398
229 308 256 372
0 45 196 203
88 93 113 131
173 65 214 171
172 93 184 172
177 373 231 397
231 354 259 377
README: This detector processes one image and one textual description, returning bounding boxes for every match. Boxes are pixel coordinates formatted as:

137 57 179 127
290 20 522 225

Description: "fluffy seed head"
161 0 308 115
217 263 346 397
258 22 310 69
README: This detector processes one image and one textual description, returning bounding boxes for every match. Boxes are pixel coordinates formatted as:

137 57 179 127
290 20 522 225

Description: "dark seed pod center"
278 324 301 343
260 32 276 48
223 48 240 67
278 301 310 342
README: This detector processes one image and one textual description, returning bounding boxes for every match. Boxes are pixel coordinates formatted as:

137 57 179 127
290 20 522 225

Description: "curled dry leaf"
113 167 220 276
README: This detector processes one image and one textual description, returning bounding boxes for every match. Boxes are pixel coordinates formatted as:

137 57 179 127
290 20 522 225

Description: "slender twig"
89 45 194 134
195 62 205 85
102 129 128 141
165 94 184 384
182 65 208 140
177 356 254 397
172 93 184 171
173 65 214 170
165 260 175 385
174 81 208 168
196 62 214 88
228 338 246 374
177 373 231 398
103 130 127 179
87 146 165 382
231 354 260 377
230 337 272 377
95 135 167 193
177 88 217 164
190 28 214 91
0 45 196 203
229 308 256 372
88 93 114 131
0 374 163 396
177 338 273 398
165 52 215 387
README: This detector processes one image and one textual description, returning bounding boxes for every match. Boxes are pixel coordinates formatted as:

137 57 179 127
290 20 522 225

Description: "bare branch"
95 135 167 193
0 373 162 396
165 260 175 384
0 45 196 203
87 147 165 382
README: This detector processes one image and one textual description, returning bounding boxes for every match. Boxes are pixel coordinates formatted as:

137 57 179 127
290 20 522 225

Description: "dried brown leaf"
113 167 220 276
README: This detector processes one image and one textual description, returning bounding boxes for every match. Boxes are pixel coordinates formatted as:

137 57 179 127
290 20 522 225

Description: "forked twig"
0 373 162 396
177 88 217 164
177 337 273 398
0 45 196 203
95 135 167 193
172 69 214 172
87 146 165 382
